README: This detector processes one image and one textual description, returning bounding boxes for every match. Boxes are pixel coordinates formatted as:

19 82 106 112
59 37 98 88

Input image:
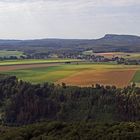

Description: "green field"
2 64 94 83
2 66 75 83
2 63 140 86
0 50 25 58
0 59 81 66
132 70 140 82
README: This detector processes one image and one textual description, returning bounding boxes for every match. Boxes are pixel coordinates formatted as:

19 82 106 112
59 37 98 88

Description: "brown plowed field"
57 69 137 87
0 63 60 72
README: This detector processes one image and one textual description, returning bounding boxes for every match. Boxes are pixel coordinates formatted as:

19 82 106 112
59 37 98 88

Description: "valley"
0 0 140 139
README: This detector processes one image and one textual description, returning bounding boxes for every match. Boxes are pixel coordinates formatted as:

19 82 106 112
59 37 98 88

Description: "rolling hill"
0 34 140 53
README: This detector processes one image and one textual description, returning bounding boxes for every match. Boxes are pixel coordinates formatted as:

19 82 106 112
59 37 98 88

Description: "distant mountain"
102 34 140 40
0 34 140 52
98 34 140 44
94 34 140 52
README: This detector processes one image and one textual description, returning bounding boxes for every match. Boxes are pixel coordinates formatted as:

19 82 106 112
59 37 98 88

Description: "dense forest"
0 75 140 139
0 75 139 124
0 121 140 140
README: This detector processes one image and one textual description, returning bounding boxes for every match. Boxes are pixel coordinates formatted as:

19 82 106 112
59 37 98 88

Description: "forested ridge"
0 34 140 55
0 75 140 139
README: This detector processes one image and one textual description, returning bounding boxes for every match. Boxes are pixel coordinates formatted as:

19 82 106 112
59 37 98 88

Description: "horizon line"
0 33 139 40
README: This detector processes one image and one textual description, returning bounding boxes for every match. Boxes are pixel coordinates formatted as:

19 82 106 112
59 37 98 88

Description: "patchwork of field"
1 62 140 87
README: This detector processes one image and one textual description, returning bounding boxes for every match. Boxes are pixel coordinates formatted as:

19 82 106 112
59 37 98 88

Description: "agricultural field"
0 58 80 66
94 52 140 59
1 62 140 87
83 50 140 60
0 50 25 58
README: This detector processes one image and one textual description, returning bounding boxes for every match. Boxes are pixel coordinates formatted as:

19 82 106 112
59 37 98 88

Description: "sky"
0 0 139 39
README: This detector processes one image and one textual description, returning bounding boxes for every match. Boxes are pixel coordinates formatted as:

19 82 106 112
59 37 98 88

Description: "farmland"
0 58 80 66
94 52 140 59
58 69 136 87
83 50 140 59
0 62 140 87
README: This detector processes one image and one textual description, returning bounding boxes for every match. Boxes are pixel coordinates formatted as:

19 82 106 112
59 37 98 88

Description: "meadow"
1 62 140 87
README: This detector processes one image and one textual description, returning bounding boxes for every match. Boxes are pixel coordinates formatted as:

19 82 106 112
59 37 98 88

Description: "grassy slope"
2 63 140 84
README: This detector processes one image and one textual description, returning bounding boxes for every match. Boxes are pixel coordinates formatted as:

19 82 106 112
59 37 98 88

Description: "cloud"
1 0 140 5
0 0 139 39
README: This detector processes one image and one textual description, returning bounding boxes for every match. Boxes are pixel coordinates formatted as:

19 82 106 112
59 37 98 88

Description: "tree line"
0 75 139 126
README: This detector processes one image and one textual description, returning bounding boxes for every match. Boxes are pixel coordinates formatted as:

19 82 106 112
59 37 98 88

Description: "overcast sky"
0 0 139 39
